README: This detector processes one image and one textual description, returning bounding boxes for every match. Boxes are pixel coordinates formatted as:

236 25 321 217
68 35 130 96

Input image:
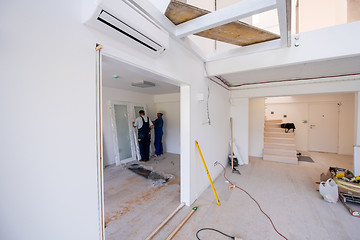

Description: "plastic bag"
319 178 338 203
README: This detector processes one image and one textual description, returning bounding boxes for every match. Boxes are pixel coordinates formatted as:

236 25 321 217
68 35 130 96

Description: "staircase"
263 120 298 164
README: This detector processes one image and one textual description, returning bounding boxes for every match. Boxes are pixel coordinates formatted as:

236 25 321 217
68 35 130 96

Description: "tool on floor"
195 141 221 206
165 206 198 240
230 118 241 174
339 193 360 217
145 202 185 240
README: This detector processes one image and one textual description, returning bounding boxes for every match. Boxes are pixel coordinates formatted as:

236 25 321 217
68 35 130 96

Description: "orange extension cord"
216 162 289 240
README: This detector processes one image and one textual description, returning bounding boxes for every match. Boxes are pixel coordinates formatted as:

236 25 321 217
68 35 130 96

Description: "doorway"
264 93 355 155
96 47 188 239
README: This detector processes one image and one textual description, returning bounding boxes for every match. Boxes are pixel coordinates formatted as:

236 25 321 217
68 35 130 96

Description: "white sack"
319 178 338 203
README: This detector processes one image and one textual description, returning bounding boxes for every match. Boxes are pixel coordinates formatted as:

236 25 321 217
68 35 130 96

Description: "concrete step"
264 142 297 150
265 120 282 123
264 132 295 138
264 128 284 133
263 153 298 164
263 148 297 157
265 122 281 128
264 137 296 144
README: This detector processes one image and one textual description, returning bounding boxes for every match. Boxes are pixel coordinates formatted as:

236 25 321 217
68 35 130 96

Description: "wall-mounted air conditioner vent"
97 10 164 52
84 0 169 54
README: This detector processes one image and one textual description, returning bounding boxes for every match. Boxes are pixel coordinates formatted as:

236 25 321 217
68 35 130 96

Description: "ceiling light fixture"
131 80 156 88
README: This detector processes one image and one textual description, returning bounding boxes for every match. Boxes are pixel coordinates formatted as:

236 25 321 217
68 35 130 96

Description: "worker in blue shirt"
133 110 153 161
153 112 164 156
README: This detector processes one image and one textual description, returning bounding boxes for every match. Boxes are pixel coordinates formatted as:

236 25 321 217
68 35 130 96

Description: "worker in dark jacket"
153 112 164 156
133 110 153 161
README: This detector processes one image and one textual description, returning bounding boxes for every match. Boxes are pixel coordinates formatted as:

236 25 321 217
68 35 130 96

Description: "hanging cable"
206 84 211 125
216 162 289 240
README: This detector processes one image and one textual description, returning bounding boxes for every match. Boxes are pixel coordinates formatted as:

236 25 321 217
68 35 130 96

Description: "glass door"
134 106 145 117
113 104 133 163
110 102 148 164
133 105 146 160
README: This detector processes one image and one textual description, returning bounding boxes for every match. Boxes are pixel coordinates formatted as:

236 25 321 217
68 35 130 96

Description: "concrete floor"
104 153 181 240
104 152 359 240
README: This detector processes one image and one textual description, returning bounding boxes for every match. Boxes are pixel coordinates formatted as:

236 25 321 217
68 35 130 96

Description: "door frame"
95 45 191 239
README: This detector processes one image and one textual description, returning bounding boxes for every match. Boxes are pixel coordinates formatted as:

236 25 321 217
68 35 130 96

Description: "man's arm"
149 118 154 130
133 118 138 128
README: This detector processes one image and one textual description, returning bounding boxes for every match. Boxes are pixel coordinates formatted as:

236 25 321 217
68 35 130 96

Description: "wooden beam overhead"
165 0 279 47
174 0 277 38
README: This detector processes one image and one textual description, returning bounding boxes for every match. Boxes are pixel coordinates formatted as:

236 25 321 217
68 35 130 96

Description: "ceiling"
221 54 360 87
102 56 180 94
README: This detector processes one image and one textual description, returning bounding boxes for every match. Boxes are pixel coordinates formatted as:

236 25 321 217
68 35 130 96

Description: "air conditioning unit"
84 0 169 54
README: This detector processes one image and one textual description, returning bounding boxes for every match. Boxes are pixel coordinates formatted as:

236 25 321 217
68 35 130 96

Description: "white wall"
0 1 231 239
355 92 360 175
191 79 231 201
102 87 156 166
0 1 101 239
154 93 180 154
230 98 249 164
249 98 265 157
300 0 347 33
265 93 355 155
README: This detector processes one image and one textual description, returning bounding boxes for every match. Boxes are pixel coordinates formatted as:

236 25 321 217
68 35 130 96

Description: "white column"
249 98 265 157
354 92 360 176
180 85 191 205
230 98 249 164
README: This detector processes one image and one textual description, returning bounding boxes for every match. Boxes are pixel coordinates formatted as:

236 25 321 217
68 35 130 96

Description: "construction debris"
320 167 360 217
319 178 338 203
321 167 360 196
339 193 360 217
127 164 174 185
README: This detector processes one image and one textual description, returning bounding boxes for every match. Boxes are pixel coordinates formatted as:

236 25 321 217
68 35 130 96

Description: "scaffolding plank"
165 0 280 46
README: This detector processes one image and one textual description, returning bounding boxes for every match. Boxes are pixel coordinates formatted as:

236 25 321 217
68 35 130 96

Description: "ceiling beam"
174 0 277 38
205 39 282 62
277 0 291 47
126 0 176 35
205 21 360 77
